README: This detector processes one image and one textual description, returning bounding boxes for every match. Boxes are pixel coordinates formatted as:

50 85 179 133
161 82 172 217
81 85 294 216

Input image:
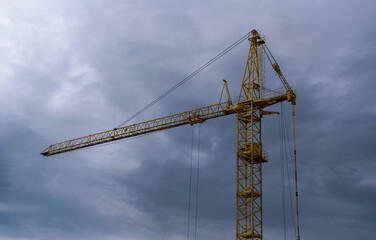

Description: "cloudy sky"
1 0 376 239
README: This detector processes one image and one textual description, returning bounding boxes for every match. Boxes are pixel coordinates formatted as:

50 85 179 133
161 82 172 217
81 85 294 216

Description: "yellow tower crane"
41 30 299 240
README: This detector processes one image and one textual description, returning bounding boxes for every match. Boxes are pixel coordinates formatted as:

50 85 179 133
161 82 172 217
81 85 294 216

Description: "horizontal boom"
41 101 236 156
41 90 292 156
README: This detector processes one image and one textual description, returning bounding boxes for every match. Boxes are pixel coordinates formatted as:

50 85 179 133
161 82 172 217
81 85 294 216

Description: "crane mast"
236 30 296 240
41 29 297 240
236 30 264 239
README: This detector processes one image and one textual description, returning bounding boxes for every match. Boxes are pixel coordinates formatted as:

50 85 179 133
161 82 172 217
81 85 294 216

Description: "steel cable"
281 103 297 238
279 109 287 240
194 124 201 240
116 32 250 128
187 126 195 240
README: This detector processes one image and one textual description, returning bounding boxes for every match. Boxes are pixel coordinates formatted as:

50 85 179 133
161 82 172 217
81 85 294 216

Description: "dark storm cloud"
1 0 376 239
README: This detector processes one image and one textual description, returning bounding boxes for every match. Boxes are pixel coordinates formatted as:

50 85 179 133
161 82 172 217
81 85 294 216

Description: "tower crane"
41 30 299 240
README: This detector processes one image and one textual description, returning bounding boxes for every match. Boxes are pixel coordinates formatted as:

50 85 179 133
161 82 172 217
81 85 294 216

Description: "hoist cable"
282 104 295 234
284 104 297 237
116 32 251 128
187 126 195 240
194 124 201 240
293 105 301 240
281 103 297 237
279 110 287 240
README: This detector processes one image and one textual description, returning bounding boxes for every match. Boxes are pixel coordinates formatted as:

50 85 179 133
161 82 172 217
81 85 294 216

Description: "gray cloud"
0 0 376 239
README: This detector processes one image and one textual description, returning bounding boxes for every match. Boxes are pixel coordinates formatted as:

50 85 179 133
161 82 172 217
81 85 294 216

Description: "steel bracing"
236 30 265 240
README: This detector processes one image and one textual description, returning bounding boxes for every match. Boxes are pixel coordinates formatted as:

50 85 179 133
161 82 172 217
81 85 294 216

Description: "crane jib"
41 101 236 156
41 91 291 157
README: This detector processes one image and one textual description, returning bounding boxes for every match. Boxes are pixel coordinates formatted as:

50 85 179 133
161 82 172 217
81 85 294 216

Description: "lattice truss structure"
236 30 266 240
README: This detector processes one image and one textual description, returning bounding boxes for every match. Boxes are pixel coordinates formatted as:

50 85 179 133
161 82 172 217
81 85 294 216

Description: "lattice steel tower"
236 29 266 240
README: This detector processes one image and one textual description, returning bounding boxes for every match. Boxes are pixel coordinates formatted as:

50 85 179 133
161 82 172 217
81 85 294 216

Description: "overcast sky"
1 0 376 239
